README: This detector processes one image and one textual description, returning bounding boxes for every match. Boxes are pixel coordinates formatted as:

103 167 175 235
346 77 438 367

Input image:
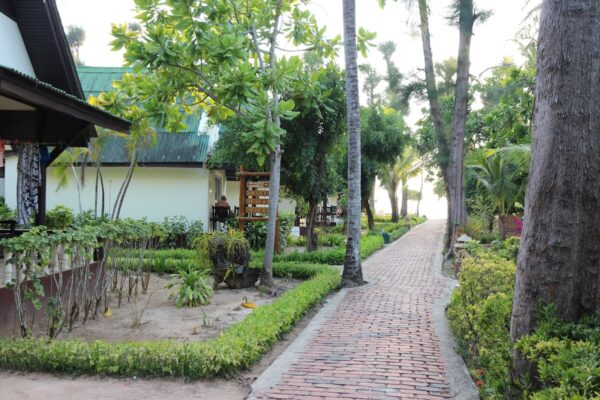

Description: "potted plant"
196 231 257 289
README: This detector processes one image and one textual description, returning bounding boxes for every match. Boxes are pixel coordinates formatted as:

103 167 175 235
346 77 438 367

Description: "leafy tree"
66 25 86 65
98 0 344 288
360 106 408 229
280 65 346 252
381 146 421 221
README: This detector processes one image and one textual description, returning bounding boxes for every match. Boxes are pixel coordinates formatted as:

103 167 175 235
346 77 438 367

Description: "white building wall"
5 158 212 229
0 13 36 77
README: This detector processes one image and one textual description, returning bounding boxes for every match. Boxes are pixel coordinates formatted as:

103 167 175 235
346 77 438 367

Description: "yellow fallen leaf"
241 296 257 309
104 307 112 317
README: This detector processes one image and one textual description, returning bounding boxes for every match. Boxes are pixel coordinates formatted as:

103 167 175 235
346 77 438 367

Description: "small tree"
105 0 342 287
66 25 86 65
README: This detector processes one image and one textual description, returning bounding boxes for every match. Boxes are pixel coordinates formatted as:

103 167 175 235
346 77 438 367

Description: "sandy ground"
52 274 299 342
0 291 327 400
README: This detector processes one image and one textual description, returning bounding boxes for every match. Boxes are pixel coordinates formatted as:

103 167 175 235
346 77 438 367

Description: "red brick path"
254 220 452 399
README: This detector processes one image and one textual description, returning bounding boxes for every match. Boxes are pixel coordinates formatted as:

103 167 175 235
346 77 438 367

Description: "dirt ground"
59 274 299 342
0 291 327 400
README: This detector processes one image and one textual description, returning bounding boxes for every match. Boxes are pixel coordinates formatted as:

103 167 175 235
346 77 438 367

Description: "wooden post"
238 166 246 232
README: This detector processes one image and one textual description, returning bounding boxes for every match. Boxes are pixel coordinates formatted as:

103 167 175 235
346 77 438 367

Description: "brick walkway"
253 220 453 400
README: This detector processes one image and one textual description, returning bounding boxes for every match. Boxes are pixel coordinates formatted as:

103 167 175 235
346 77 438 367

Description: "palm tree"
378 0 451 240
341 0 364 288
380 147 421 221
52 148 91 213
466 149 525 240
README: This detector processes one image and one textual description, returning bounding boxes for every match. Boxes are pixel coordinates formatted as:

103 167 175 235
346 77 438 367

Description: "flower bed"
0 262 339 379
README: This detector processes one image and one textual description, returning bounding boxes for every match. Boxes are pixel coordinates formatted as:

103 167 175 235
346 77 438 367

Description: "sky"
54 0 535 219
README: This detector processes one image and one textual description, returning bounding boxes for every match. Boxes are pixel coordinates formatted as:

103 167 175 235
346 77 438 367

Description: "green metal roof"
76 66 208 164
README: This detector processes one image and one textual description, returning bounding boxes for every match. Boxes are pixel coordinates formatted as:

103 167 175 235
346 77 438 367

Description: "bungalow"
0 0 130 225
4 66 295 229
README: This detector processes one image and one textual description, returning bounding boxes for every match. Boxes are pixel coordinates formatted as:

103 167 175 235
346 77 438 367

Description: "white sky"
57 0 531 79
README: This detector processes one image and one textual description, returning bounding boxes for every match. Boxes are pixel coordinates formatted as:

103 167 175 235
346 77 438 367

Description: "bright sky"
57 0 531 78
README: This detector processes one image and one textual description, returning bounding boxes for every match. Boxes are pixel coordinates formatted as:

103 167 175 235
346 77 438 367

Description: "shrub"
318 233 346 247
0 262 339 379
0 196 15 220
465 215 497 243
46 205 75 230
447 253 516 398
517 308 600 400
161 216 204 249
166 268 213 307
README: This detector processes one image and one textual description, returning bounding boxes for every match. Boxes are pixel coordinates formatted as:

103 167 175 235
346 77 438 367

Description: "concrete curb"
247 288 349 399
432 222 480 400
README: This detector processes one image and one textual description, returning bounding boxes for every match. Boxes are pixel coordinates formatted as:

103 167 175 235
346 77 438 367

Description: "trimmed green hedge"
448 242 600 399
0 262 339 379
113 257 205 274
274 234 385 265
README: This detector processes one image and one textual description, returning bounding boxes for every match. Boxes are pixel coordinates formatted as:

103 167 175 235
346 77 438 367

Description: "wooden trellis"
237 167 280 252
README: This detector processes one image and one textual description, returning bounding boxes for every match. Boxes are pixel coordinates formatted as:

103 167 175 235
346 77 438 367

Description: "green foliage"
465 214 497 243
448 239 598 399
275 234 385 265
160 216 204 249
46 206 75 230
195 230 250 270
0 197 15 220
0 262 339 379
517 309 600 400
166 268 213 307
447 253 516 398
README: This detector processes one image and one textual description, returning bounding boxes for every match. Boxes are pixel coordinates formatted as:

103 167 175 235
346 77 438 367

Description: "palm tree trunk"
401 179 408 217
510 1 600 385
341 0 364 288
447 0 474 257
417 0 452 244
389 181 399 223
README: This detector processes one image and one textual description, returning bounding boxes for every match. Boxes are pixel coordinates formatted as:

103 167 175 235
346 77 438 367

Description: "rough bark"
388 181 399 223
446 0 474 256
401 179 408 217
363 197 374 231
306 201 319 252
510 0 600 383
341 0 364 288
416 168 424 216
417 0 451 240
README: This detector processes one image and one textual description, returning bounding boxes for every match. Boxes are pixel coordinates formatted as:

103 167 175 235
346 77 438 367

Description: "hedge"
112 257 205 274
447 242 600 399
274 234 384 265
0 262 339 379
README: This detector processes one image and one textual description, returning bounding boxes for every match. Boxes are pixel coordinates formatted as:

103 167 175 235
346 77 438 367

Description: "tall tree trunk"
401 178 408 217
388 181 399 223
416 168 424 216
306 201 318 252
341 0 364 288
363 197 374 232
447 0 474 256
261 145 281 288
510 0 600 383
417 0 451 240
111 151 136 220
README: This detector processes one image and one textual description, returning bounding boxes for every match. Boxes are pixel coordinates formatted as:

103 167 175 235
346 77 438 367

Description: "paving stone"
256 221 452 399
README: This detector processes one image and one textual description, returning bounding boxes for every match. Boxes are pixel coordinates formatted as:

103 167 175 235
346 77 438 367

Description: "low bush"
517 308 600 400
447 253 516 398
166 268 213 307
275 234 385 265
448 240 600 400
465 215 498 244
0 262 339 379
